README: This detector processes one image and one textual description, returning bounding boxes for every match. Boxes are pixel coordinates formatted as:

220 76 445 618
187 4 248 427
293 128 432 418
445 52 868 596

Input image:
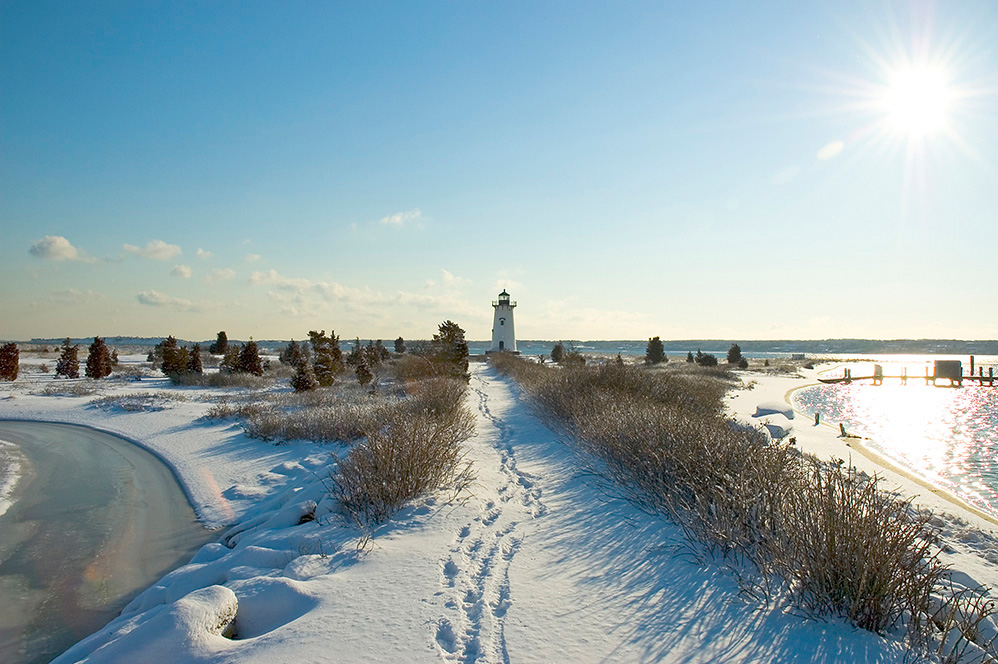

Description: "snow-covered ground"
1 357 996 662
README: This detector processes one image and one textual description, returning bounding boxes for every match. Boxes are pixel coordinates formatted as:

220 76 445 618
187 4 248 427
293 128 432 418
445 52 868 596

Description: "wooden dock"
818 359 996 387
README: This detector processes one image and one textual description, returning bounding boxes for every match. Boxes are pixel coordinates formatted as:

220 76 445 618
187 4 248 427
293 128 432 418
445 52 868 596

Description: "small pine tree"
645 336 666 365
0 342 19 381
187 343 204 374
394 336 406 354
221 346 241 373
375 340 389 363
55 338 80 378
209 331 228 355
291 360 319 391
727 343 743 365
238 340 263 376
85 336 113 379
355 357 373 386
309 330 343 386
615 353 624 366
432 320 469 379
551 342 565 363
111 348 119 366
686 351 695 363
279 340 299 365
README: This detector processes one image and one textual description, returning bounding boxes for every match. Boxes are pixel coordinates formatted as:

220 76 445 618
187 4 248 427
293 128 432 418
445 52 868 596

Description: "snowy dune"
1 359 996 662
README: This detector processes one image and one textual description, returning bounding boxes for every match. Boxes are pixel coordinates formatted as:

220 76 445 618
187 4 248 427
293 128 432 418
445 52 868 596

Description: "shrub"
85 336 113 379
695 349 718 367
55 338 80 378
331 400 475 525
0 342 18 381
738 358 749 369
645 336 666 365
687 351 694 363
355 357 373 386
395 336 406 354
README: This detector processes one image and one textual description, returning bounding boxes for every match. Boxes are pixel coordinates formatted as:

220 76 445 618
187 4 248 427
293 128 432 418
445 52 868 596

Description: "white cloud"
48 289 106 303
206 268 236 283
171 264 192 278
379 208 422 227
29 235 96 262
123 239 182 261
817 140 844 161
136 290 195 310
245 253 262 263
441 269 471 286
196 248 213 260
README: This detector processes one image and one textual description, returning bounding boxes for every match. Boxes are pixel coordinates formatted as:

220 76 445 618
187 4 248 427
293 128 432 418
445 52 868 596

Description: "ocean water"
790 355 998 518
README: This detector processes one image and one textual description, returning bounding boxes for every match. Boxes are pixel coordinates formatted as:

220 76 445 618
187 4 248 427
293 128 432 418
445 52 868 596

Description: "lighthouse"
489 290 517 353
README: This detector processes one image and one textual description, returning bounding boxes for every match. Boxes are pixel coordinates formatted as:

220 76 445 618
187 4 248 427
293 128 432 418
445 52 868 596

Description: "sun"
880 65 953 138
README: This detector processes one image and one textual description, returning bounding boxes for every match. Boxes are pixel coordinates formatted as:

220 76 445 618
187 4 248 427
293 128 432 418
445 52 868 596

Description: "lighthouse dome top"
499 289 509 297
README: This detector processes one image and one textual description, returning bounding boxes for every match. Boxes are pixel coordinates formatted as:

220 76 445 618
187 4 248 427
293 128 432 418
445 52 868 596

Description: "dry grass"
489 352 992 655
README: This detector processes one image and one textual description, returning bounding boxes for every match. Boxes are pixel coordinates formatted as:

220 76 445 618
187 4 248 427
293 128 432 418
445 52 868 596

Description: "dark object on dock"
934 360 963 386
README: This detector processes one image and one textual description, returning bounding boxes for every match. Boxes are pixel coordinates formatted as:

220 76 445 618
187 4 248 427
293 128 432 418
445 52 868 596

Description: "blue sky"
2 1 996 342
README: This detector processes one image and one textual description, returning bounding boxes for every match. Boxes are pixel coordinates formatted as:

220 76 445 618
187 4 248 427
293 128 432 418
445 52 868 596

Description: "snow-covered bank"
3 357 996 662
19 363 916 663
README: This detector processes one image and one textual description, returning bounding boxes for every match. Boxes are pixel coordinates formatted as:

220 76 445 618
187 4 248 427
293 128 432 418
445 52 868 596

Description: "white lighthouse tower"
489 290 517 353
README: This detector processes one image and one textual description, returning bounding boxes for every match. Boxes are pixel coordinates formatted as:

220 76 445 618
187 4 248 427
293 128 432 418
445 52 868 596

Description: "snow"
0 438 25 517
2 356 997 662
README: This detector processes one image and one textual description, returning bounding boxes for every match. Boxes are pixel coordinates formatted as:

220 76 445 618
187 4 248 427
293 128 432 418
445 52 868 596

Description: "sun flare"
881 66 953 138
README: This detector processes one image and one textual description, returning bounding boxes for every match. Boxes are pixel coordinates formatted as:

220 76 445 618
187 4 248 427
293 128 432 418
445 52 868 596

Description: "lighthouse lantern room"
489 290 517 353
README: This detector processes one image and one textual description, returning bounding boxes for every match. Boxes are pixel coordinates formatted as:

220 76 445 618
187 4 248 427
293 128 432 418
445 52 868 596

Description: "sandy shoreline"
728 365 998 533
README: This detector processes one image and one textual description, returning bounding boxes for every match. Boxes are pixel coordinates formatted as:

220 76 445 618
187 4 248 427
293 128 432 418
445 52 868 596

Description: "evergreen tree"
291 358 318 391
279 340 298 365
686 351 695 363
551 342 565 364
375 339 389 363
55 338 80 378
394 336 406 354
432 320 469 379
221 346 241 373
159 336 187 375
209 331 228 355
238 340 264 376
85 336 113 379
308 330 343 387
187 343 204 374
645 336 666 365
111 349 119 366
0 342 18 381
355 356 373 386
347 337 363 366
726 343 743 365
616 353 625 366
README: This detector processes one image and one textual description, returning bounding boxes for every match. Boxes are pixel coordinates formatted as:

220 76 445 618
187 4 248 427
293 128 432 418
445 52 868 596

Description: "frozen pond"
0 421 215 663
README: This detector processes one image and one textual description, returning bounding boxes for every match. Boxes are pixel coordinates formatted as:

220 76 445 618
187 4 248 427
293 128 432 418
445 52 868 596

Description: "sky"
2 1 996 342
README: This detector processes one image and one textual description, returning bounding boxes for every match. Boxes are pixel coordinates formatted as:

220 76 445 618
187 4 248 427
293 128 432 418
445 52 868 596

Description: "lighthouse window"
499 318 505 326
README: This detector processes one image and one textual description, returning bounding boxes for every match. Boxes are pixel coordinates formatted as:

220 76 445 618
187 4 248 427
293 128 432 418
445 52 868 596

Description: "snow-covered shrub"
331 382 475 525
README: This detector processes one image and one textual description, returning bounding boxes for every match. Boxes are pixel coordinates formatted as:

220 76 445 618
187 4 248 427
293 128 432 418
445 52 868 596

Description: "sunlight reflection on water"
792 375 998 517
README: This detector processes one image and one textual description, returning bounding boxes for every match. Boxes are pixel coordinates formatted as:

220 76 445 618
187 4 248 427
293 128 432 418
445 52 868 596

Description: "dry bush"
171 371 271 389
389 354 444 382
775 462 945 633
35 381 101 397
331 402 476 525
90 392 189 412
490 353 972 648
